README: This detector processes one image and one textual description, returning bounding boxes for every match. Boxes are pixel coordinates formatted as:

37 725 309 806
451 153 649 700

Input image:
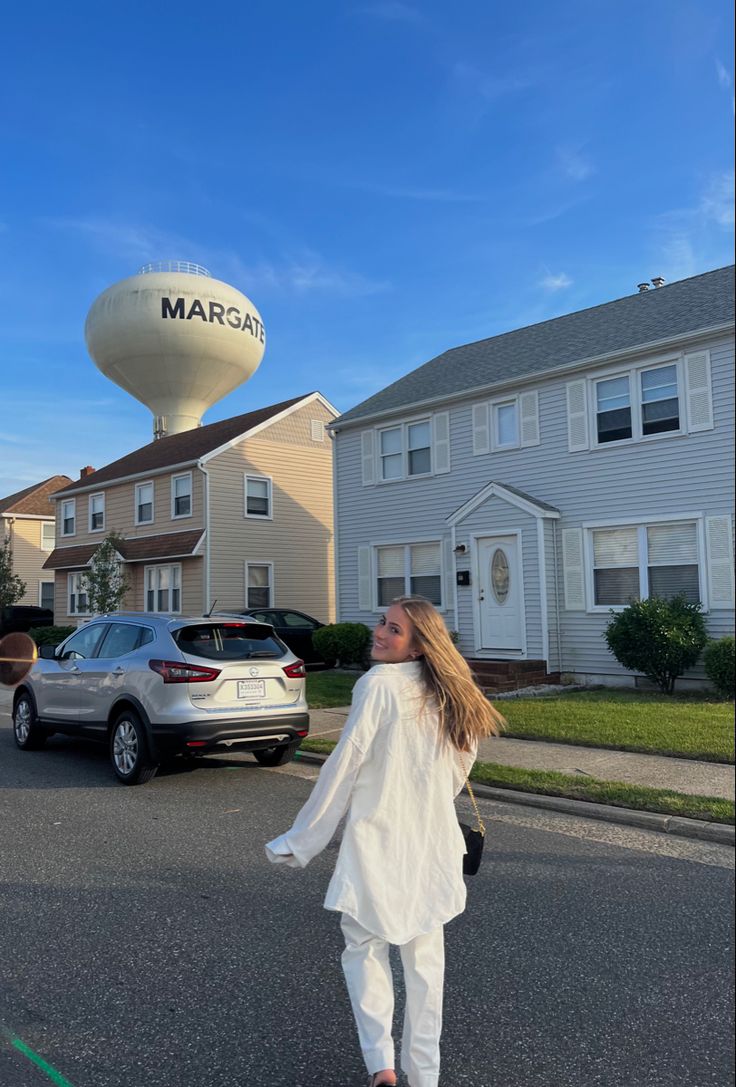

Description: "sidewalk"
306 705 735 845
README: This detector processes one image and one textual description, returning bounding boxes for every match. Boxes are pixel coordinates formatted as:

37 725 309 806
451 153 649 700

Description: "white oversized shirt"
265 661 477 945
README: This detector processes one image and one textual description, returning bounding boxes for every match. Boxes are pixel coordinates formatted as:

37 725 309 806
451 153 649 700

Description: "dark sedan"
216 608 335 668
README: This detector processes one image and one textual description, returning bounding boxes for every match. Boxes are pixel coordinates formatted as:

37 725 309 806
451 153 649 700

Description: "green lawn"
306 673 734 763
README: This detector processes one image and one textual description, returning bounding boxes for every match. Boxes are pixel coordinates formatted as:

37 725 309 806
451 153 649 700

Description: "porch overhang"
446 481 560 526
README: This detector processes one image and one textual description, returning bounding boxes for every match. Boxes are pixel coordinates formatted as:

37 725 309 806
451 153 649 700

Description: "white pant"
340 914 445 1087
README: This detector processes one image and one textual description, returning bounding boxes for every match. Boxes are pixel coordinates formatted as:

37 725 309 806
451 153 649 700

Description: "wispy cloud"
539 271 573 291
355 2 423 24
225 251 390 298
556 145 595 182
451 61 534 104
700 170 735 227
355 180 481 203
649 170 734 280
715 59 735 114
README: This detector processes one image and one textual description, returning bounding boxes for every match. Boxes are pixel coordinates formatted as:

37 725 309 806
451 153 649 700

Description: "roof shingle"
0 475 74 516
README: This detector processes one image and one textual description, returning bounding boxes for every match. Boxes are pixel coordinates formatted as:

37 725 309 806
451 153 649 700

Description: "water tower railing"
138 261 212 277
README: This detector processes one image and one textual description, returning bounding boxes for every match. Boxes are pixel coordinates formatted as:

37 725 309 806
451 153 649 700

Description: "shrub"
703 637 735 699
604 596 708 694
313 622 372 668
29 625 76 647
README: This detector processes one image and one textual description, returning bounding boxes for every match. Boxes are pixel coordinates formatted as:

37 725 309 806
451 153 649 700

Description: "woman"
265 595 504 1087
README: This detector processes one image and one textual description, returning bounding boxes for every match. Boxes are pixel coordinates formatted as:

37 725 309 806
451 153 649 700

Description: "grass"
306 673 734 763
298 739 735 825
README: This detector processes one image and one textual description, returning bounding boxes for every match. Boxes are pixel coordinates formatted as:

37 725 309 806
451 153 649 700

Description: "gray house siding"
335 330 734 685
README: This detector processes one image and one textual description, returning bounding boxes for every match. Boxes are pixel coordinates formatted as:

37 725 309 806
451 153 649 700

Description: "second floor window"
41 522 55 550
89 493 105 531
379 420 432 481
245 476 272 518
493 401 519 448
596 376 632 443
641 364 679 435
61 499 76 536
135 482 154 525
593 363 682 446
172 473 192 518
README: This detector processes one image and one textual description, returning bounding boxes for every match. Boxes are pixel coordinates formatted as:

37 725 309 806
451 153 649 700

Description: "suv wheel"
13 693 47 750
110 709 158 786
253 741 300 767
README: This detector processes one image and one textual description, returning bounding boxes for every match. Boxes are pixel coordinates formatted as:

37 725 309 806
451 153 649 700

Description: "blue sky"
1 0 733 496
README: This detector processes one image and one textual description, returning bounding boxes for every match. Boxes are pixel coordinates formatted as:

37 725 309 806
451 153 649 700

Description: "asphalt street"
0 714 733 1087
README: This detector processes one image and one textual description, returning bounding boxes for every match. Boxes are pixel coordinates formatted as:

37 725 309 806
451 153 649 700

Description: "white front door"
478 535 523 651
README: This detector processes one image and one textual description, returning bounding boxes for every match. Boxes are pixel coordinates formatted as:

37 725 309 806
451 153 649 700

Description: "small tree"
81 534 131 615
604 595 708 694
0 534 26 608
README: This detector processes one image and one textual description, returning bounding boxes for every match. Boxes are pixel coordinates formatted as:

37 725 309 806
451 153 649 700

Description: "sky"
0 0 733 497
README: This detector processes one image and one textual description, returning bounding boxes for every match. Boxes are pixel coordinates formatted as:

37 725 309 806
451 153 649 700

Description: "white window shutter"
684 351 713 433
705 516 734 608
472 403 490 456
519 390 540 447
361 431 375 486
442 536 454 612
358 546 373 610
566 380 589 452
562 528 586 610
432 412 451 474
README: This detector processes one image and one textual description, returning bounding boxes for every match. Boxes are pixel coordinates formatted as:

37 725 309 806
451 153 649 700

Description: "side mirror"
39 644 59 659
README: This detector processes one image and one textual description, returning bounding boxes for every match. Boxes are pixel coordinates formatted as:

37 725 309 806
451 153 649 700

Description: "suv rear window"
174 623 287 661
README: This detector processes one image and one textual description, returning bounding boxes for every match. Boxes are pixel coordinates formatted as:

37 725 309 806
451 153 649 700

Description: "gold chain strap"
459 752 486 837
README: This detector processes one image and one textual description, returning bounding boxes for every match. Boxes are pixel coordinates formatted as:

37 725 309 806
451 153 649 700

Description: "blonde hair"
392 595 505 751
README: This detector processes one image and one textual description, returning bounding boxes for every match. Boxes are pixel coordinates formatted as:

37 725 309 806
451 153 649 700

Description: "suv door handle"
112 667 125 675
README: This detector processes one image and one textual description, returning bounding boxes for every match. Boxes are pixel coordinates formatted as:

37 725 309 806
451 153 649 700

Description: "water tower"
85 262 266 438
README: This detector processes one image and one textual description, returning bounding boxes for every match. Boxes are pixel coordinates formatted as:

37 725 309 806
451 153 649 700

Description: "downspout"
329 429 340 622
552 519 562 673
199 462 211 613
451 524 459 635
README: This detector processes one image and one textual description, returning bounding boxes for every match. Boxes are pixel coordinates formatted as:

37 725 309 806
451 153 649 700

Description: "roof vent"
651 276 666 288
637 282 650 293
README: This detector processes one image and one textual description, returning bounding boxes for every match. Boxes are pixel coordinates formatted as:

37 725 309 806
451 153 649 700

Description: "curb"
294 750 735 847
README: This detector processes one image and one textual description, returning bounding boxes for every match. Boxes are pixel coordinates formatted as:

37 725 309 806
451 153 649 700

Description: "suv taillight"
282 660 306 679
149 659 221 683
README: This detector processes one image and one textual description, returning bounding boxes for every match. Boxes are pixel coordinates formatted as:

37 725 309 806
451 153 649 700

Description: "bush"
313 622 372 668
29 625 76 647
703 637 735 699
604 596 708 694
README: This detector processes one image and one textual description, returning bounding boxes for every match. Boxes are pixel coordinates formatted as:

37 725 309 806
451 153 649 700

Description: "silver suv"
12 614 309 785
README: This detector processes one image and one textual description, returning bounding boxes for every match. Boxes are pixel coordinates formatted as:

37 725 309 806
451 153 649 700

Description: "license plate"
237 679 265 699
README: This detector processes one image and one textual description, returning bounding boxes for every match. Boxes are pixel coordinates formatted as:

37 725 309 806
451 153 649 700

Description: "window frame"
41 522 55 551
67 571 90 616
244 474 273 520
590 358 685 450
490 396 520 452
170 472 193 520
583 514 707 613
135 481 155 526
60 499 76 537
144 563 182 613
38 580 55 610
376 416 433 483
244 560 274 609
372 538 444 611
88 492 105 533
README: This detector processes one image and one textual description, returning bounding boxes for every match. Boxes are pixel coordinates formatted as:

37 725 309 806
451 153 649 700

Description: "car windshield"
174 623 286 661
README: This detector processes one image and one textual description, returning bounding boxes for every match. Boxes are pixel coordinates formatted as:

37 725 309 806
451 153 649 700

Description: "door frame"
470 529 527 658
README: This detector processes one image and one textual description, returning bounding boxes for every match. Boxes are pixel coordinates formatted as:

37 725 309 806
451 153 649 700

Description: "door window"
96 623 150 659
60 624 107 660
490 550 510 604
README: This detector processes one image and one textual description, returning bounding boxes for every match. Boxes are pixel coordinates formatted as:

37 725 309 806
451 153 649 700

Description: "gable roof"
54 394 328 496
0 475 74 516
337 265 735 426
42 529 205 569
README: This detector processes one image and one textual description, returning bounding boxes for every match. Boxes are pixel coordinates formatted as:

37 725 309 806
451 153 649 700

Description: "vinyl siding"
206 401 335 621
335 333 734 682
2 517 56 606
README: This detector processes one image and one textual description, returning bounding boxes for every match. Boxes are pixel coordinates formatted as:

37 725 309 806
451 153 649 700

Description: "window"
89 493 105 532
135 482 154 525
97 622 152 659
68 571 89 615
245 476 272 518
407 422 431 475
245 563 272 608
145 564 181 612
171 473 192 518
39 581 55 610
375 543 442 607
378 419 432 481
641 364 679 435
595 376 632 443
61 499 76 537
41 523 55 550
589 521 701 608
493 400 519 449
379 428 403 480
59 623 106 660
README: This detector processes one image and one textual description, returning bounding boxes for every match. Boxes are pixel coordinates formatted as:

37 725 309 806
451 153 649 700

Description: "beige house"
0 475 73 610
44 394 337 624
